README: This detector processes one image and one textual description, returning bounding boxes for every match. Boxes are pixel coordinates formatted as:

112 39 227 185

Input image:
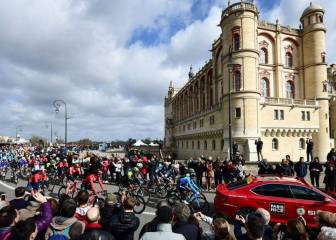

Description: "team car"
214 175 336 228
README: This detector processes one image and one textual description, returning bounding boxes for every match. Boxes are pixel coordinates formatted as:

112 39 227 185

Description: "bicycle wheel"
156 185 168 199
190 193 209 213
58 186 67 199
133 195 146 214
137 187 150 203
167 190 181 207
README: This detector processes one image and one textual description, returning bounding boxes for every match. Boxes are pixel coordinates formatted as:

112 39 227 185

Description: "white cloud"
0 0 334 141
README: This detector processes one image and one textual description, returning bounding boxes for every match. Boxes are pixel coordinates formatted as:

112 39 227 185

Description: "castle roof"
302 2 324 17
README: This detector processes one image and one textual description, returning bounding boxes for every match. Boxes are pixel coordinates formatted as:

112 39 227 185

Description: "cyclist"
83 157 105 195
176 169 200 201
65 162 82 195
27 165 43 193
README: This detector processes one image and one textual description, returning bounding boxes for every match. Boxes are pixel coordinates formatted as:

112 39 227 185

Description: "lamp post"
15 126 23 141
53 100 69 146
45 122 53 145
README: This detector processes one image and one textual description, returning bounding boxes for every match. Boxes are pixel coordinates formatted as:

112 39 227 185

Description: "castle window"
186 141 189 149
233 33 240 51
319 15 323 23
272 138 279 151
261 78 270 97
212 140 216 150
286 80 295 99
235 108 241 119
280 110 284 120
301 111 306 121
234 71 241 91
221 139 224 151
204 140 207 150
285 52 293 68
299 138 305 149
197 140 200 150
192 141 194 149
260 48 268 64
306 111 311 121
274 110 279 120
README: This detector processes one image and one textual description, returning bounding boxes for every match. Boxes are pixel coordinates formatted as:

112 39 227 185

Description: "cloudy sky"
0 0 335 141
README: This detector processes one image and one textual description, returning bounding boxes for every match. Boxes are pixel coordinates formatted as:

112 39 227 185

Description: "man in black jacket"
309 157 323 187
109 196 140 240
172 203 200 240
255 138 263 162
306 138 314 162
139 201 169 239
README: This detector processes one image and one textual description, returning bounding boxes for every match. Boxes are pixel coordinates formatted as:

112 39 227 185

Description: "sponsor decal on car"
270 203 285 214
296 208 306 216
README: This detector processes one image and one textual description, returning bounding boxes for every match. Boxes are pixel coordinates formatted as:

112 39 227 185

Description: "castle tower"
164 81 175 154
301 3 330 160
220 1 260 161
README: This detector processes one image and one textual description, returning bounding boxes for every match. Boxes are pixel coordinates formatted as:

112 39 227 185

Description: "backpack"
48 223 75 240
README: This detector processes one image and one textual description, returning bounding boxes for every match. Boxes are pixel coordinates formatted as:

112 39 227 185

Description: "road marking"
142 211 155 216
0 181 15 190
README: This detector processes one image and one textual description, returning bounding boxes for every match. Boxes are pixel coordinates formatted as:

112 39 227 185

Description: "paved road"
0 177 215 240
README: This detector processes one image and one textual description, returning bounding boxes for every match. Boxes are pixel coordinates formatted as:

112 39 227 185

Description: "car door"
289 185 326 227
251 183 297 224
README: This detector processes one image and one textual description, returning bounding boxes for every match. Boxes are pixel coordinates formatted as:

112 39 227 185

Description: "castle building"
164 1 336 162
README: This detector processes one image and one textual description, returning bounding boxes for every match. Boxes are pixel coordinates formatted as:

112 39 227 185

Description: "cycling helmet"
136 162 143 168
188 168 196 176
133 167 139 173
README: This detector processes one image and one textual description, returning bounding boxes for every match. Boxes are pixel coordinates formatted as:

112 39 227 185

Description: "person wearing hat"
140 205 185 240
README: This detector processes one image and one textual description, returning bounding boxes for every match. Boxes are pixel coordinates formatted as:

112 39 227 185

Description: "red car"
214 175 336 227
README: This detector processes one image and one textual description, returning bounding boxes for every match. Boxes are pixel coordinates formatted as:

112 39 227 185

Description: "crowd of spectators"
1 185 336 240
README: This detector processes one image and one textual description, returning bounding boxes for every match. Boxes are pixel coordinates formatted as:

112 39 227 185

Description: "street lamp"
45 122 53 145
15 126 23 141
53 100 69 146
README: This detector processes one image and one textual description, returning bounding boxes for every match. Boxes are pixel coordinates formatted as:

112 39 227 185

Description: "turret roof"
302 2 324 17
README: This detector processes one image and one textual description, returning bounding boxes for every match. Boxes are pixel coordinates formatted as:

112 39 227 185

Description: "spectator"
9 187 28 210
285 218 310 240
75 190 91 223
316 211 336 228
140 205 185 240
195 159 205 188
1 193 51 240
45 198 85 239
139 201 169 238
79 207 114 240
324 162 336 192
172 203 200 240
309 157 323 188
0 206 20 239
327 148 336 162
9 218 37 240
317 226 336 240
101 193 120 231
109 196 139 240
294 157 308 180
306 139 314 162
205 158 214 191
234 213 265 240
255 208 273 240
258 159 271 175
194 212 234 240
255 138 263 162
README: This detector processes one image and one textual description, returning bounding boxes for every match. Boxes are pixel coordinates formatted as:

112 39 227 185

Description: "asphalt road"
0 177 216 240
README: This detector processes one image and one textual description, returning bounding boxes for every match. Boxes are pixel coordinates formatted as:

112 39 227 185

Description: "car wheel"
237 207 254 218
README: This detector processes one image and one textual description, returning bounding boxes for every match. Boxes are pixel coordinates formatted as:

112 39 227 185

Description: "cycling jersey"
177 175 200 194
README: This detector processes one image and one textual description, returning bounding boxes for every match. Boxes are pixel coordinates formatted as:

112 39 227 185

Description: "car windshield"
227 179 248 190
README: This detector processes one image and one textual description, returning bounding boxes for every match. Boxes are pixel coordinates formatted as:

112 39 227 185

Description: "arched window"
260 48 268 64
192 141 194 150
212 140 216 150
299 138 305 149
221 139 224 151
204 140 207 150
234 71 241 92
261 78 270 97
197 141 200 150
286 81 295 99
234 34 240 51
285 52 293 67
272 138 279 151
